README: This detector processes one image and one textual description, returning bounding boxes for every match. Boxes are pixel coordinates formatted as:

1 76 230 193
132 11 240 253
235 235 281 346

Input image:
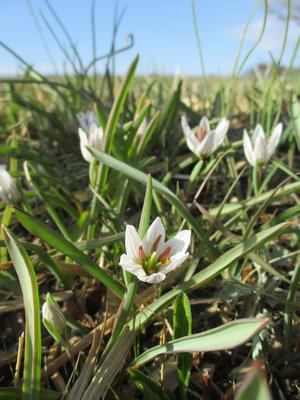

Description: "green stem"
87 161 103 240
284 263 300 352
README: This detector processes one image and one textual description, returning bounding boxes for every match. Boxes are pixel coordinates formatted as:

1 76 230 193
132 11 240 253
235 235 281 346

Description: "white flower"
119 217 191 284
0 168 20 205
136 118 148 140
243 123 283 167
181 115 229 159
77 111 98 133
136 118 148 152
77 111 104 162
42 293 66 336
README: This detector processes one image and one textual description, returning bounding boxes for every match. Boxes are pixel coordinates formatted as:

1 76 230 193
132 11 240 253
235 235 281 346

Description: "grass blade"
132 318 269 366
13 208 125 299
2 226 41 400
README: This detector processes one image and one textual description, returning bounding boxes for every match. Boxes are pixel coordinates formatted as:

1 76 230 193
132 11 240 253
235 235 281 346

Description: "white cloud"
224 12 300 62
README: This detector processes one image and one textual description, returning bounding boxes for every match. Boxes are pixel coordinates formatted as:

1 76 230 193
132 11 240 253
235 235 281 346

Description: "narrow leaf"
13 208 125 299
132 318 269 366
2 226 41 400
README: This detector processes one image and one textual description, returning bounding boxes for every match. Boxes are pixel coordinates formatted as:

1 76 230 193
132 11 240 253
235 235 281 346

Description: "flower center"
138 235 172 275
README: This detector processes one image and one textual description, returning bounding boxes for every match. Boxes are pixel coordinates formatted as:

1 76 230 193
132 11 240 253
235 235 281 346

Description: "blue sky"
0 0 299 76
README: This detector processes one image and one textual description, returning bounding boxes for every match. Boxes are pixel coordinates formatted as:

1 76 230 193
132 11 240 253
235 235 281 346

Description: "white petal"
77 111 98 132
137 118 147 138
252 124 265 145
119 254 145 276
254 133 268 164
267 123 282 160
160 252 189 275
78 128 92 162
90 124 104 151
215 118 229 147
161 230 191 258
142 217 165 256
198 116 211 133
199 130 216 156
243 129 255 166
181 116 200 156
125 225 142 260
138 272 166 284
0 169 20 204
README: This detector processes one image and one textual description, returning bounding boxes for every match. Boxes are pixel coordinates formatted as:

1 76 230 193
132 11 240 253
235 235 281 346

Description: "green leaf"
291 94 300 151
104 55 139 153
138 174 152 238
128 368 174 400
209 182 300 217
88 148 216 257
173 293 192 338
132 318 269 367
156 80 182 133
2 226 41 400
235 361 272 400
0 388 61 400
173 293 192 399
13 208 125 299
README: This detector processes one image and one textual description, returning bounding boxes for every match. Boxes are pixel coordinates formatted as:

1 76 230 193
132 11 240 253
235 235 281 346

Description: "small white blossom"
77 111 104 162
181 115 229 159
136 118 148 152
243 123 283 167
0 167 20 205
119 217 191 284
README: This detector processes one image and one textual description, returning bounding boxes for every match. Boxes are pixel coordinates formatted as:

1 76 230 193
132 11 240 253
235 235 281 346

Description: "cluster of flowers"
75 111 283 283
0 111 283 285
77 111 283 167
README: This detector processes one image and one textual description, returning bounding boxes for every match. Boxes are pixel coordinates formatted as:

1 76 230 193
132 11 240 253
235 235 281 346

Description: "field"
0 5 300 399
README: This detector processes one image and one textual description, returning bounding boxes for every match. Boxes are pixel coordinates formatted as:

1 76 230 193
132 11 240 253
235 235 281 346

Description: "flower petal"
138 272 166 284
181 116 200 156
125 225 142 260
215 118 229 147
90 124 104 151
243 129 255 166
160 252 189 275
266 122 282 160
253 124 265 144
78 128 92 162
119 254 145 276
143 217 165 256
77 111 98 132
199 130 216 156
254 133 268 164
198 116 210 133
0 169 20 204
161 230 191 258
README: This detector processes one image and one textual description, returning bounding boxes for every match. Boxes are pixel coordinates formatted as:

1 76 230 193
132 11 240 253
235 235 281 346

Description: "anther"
151 235 162 252
158 246 171 263
197 127 206 142
138 246 146 263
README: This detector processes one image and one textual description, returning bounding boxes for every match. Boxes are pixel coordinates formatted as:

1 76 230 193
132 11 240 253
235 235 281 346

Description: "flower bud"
42 293 66 337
